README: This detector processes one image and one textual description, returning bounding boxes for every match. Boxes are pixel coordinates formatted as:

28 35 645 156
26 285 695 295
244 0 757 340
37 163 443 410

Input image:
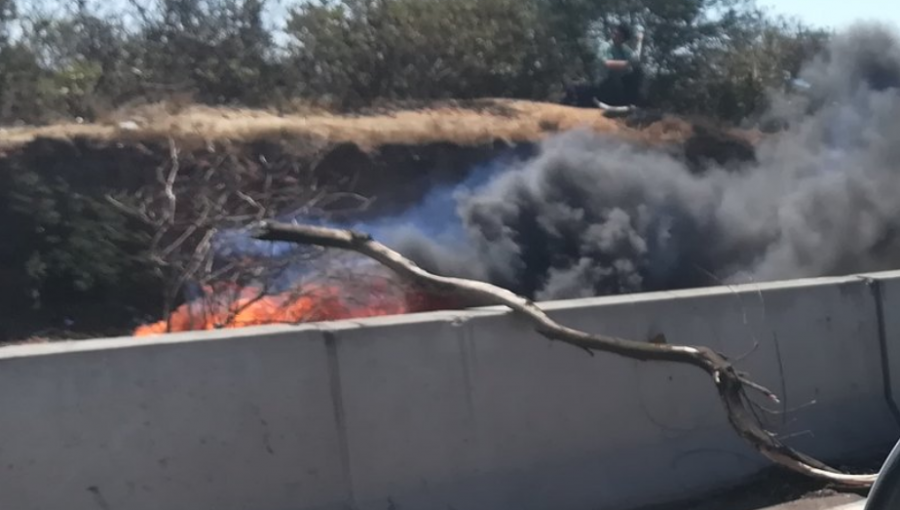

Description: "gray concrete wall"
3 272 900 510
0 329 350 510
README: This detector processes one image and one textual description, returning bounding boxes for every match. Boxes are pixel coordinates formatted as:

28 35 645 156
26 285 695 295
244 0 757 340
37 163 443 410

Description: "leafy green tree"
534 0 827 119
1 0 830 122
283 0 827 119
285 0 569 107
0 0 13 40
0 155 161 341
135 0 279 105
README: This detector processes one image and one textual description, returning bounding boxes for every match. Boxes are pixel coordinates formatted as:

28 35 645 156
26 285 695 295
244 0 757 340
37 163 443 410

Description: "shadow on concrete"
636 453 885 510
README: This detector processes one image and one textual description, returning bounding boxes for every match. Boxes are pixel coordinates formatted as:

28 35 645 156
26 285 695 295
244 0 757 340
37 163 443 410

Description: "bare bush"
106 139 373 333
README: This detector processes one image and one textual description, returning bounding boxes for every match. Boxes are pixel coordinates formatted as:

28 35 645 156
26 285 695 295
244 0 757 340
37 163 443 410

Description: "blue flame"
342 158 509 245
208 149 524 292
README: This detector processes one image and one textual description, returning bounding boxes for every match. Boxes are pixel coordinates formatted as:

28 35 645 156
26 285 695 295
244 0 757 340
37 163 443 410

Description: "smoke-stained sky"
381 22 900 300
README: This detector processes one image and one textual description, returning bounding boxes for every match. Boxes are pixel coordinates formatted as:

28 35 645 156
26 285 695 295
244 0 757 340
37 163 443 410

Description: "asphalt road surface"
652 492 864 510
762 494 864 509
642 492 864 510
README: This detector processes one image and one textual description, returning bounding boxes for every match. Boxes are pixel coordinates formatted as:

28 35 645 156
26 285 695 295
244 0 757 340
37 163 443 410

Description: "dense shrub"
285 0 569 107
0 0 829 123
0 151 161 340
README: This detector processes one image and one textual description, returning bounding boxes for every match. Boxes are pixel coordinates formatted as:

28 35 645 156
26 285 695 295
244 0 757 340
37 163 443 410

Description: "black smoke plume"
389 23 900 300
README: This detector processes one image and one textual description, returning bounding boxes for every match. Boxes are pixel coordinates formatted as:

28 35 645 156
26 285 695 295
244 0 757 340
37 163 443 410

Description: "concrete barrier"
864 270 900 421
0 329 349 510
1 273 899 510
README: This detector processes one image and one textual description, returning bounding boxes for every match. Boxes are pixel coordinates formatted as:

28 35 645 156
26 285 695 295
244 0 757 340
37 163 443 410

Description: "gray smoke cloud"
388 22 900 300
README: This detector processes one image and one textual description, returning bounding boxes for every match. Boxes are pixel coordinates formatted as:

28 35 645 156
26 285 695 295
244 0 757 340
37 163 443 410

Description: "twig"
252 221 878 489
161 138 180 225
693 264 762 363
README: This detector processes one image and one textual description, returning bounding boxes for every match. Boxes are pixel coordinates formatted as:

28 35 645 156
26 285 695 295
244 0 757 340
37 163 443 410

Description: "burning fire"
134 277 458 336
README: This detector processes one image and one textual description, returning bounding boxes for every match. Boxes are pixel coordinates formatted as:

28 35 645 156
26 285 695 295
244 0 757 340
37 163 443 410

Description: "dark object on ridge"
562 22 647 109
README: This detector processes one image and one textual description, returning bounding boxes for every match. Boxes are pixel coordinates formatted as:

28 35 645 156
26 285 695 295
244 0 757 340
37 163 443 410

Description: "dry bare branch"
160 138 180 225
109 139 371 335
253 221 879 489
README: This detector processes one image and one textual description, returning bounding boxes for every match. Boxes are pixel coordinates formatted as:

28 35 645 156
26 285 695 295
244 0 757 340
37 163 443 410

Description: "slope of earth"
0 99 757 216
0 99 758 343
0 99 755 152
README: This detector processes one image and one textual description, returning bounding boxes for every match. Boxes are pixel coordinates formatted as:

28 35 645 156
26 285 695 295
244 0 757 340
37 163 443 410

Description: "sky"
17 0 900 38
760 0 900 31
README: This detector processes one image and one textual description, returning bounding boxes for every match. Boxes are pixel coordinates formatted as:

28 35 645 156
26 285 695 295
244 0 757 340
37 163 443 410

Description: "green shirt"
596 40 641 79
605 43 640 66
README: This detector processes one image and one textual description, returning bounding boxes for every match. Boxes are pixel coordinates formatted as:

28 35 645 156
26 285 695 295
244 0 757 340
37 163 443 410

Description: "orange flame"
134 278 458 337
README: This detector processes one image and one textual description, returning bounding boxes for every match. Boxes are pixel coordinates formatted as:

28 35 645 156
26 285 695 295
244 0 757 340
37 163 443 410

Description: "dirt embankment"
0 100 757 342
0 99 757 215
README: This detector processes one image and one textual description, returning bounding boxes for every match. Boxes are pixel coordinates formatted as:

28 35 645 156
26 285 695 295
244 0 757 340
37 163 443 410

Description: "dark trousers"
563 68 644 108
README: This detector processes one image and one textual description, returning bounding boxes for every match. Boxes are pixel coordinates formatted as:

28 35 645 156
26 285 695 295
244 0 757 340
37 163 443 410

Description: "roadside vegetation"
1 0 827 125
0 0 827 342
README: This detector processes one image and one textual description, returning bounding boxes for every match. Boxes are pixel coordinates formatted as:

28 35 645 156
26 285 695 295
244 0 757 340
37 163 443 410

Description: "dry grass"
0 99 700 153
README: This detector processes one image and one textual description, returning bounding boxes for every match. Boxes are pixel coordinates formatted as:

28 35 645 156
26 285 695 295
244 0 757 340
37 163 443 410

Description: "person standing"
563 22 645 108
